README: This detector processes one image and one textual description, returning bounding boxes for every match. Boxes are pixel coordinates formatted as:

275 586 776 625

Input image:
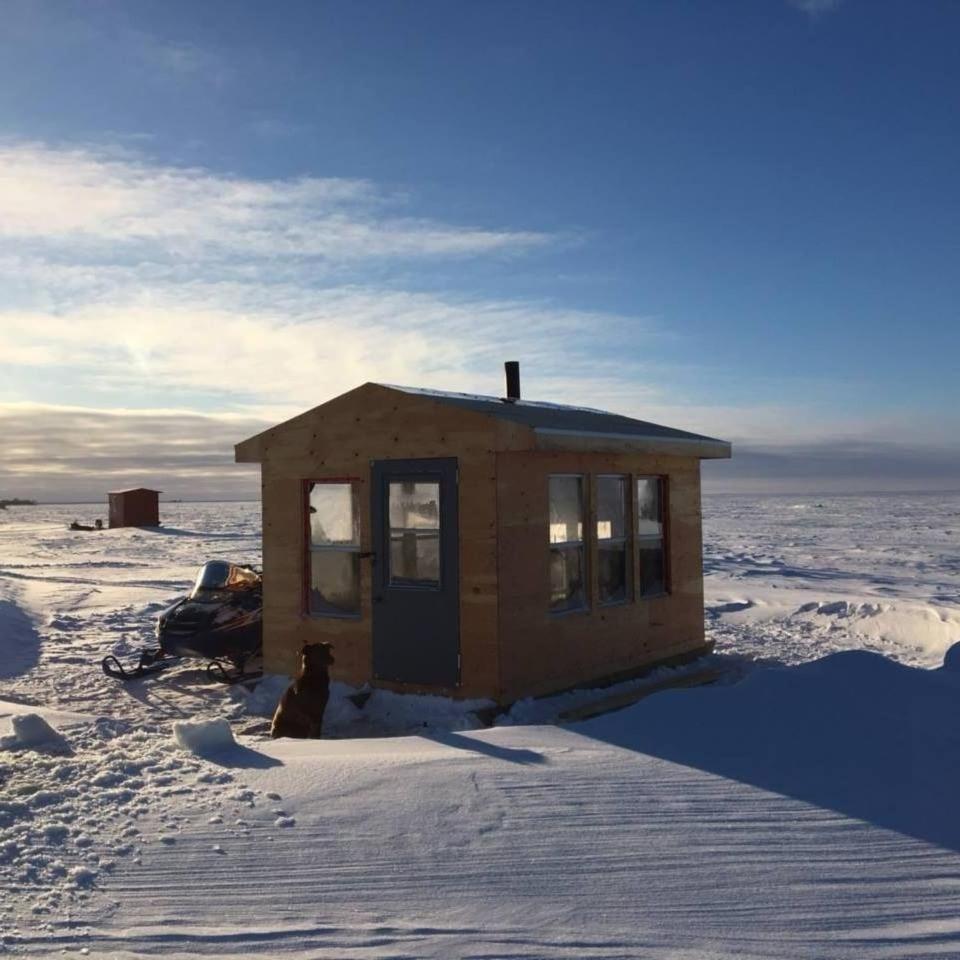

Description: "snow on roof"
107 488 162 495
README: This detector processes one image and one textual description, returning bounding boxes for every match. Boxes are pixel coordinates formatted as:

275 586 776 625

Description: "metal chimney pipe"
504 361 520 402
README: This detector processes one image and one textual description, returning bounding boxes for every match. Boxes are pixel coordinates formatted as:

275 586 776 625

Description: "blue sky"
0 0 958 498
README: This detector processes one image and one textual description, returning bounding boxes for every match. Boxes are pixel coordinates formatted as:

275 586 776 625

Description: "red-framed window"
304 479 362 618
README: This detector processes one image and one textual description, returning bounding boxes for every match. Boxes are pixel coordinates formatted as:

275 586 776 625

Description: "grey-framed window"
597 475 630 605
306 480 361 617
549 475 587 613
637 476 667 597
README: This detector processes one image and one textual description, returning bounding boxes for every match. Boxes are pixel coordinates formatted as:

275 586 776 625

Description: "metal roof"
380 384 729 449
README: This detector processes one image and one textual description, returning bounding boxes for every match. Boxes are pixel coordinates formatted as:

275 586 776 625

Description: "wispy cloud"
0 142 550 261
134 35 230 84
0 285 660 417
2 5 233 88
788 0 844 17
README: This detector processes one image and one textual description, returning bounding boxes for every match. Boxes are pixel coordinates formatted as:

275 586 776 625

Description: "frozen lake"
2 492 958 723
2 492 960 958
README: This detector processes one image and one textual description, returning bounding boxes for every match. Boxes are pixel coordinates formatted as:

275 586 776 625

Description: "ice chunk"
0 713 71 754
172 718 236 756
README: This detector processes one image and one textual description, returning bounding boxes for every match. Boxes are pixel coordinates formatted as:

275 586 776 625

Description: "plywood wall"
496 450 707 703
256 385 511 699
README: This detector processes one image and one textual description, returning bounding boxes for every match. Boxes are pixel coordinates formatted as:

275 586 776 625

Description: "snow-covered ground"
704 492 960 668
1 493 959 957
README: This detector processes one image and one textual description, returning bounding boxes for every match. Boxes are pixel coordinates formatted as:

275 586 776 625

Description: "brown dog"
270 642 334 739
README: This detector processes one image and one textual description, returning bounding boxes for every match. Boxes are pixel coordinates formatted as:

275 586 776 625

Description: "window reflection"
306 481 361 617
389 481 441 586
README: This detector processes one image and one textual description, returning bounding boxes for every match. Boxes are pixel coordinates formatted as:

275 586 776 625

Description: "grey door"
371 457 459 686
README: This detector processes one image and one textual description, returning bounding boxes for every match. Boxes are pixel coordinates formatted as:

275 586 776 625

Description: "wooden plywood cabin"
108 487 161 528
235 366 731 704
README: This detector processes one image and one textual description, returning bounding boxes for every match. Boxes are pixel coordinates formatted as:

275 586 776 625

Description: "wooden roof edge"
233 382 521 462
233 383 387 463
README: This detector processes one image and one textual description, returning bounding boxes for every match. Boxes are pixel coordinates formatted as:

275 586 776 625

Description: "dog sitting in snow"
270 642 334 739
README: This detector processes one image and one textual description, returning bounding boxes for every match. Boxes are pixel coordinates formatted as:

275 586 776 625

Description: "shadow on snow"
423 729 548 765
0 598 42 679
574 650 960 853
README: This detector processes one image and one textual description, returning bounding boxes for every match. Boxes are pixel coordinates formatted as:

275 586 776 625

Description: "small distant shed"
108 488 161 528
235 365 731 704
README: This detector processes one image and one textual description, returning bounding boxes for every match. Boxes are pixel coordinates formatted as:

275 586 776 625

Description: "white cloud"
0 142 550 260
0 281 664 417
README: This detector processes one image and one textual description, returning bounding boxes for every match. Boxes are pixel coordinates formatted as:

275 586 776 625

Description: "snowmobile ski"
205 657 263 685
101 648 168 681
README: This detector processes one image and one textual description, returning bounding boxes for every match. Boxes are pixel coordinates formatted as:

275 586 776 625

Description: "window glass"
598 545 627 604
389 481 440 586
550 545 585 611
389 481 440 531
549 476 583 544
637 477 667 597
309 552 361 616
597 476 629 604
549 475 586 612
306 481 360 617
389 531 440 585
639 544 666 596
596 476 626 541
637 478 662 537
309 483 359 545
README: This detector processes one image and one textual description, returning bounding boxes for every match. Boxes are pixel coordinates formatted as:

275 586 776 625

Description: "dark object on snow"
101 560 263 684
108 487 160 528
270 643 334 739
69 519 103 531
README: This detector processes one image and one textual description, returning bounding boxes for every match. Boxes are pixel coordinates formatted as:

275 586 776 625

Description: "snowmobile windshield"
189 561 259 602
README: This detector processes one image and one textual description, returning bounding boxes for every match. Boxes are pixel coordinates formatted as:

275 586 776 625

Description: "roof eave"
234 438 264 463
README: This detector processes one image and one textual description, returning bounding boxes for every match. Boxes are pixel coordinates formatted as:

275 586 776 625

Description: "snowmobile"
101 560 263 684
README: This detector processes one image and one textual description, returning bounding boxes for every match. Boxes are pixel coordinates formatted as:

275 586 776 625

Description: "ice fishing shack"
108 487 161 528
234 364 731 704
